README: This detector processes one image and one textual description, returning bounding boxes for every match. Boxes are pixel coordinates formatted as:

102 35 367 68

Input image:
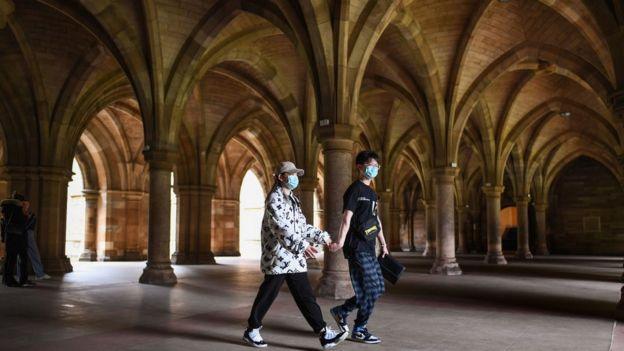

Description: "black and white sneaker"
319 326 348 349
350 327 381 344
330 306 349 333
243 328 268 348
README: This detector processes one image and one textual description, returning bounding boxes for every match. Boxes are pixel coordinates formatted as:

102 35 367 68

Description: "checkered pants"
338 251 385 327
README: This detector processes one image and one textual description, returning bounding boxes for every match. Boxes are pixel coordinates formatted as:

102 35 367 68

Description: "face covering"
285 174 299 190
364 165 379 179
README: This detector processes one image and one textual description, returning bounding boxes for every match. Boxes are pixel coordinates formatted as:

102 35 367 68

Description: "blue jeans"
17 230 45 278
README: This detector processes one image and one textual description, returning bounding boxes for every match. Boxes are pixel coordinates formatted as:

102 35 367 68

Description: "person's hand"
381 244 389 257
304 245 319 259
324 235 333 246
329 242 343 252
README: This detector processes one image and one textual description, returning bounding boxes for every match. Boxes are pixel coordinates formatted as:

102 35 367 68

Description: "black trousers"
3 234 28 285
247 273 326 333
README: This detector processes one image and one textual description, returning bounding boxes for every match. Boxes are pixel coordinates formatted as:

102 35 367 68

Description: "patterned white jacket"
260 185 330 274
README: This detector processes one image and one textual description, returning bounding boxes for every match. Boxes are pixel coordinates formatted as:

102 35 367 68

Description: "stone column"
516 195 533 259
6 167 73 273
483 185 507 264
422 201 436 257
79 190 98 261
399 210 410 251
300 177 321 269
612 89 624 321
139 149 177 285
378 191 393 247
430 168 462 275
456 206 467 254
316 138 354 299
534 202 549 255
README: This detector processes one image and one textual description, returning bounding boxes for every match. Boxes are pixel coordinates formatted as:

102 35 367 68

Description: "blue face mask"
285 174 299 190
364 165 379 179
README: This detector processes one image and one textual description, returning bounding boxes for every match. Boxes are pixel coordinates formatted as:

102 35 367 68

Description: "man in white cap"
243 161 347 349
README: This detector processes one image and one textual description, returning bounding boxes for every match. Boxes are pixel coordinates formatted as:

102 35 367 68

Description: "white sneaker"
319 326 348 349
243 327 267 348
35 274 51 281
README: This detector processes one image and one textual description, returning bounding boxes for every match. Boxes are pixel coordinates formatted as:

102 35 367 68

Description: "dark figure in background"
1 193 29 287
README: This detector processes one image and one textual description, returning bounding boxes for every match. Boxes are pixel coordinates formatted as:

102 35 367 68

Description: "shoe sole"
330 308 349 333
242 336 268 348
322 330 349 349
348 337 381 344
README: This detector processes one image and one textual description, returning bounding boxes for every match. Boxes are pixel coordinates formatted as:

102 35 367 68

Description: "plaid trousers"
339 250 385 327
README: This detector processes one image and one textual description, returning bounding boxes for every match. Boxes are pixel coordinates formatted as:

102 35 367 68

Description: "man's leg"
285 273 326 333
26 231 45 278
17 236 29 284
247 274 285 330
3 237 18 285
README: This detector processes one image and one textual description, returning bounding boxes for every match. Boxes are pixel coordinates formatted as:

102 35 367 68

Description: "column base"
43 257 73 274
484 252 507 265
306 257 322 270
430 258 462 275
138 263 177 286
79 250 97 262
316 270 353 300
516 250 534 260
213 250 241 257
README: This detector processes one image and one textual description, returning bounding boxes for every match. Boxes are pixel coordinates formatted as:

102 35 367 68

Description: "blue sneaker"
330 306 349 333
350 327 381 344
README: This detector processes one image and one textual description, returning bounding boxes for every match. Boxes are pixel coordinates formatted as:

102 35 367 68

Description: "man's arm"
377 215 389 257
330 210 353 251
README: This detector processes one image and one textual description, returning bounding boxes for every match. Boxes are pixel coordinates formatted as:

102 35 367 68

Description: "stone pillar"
5 167 74 273
516 195 533 259
79 190 98 261
423 201 436 257
300 177 321 269
316 138 354 299
174 185 216 264
430 168 462 275
534 202 549 255
378 191 394 248
139 149 177 286
399 210 410 251
456 206 467 254
612 89 624 321
483 185 507 264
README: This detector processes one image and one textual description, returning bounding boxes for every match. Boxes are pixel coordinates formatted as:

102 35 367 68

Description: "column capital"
298 176 318 191
82 189 100 201
432 167 459 184
143 147 177 171
378 190 393 202
515 194 531 204
482 185 504 197
316 123 359 145
3 165 72 182
177 184 217 196
534 202 548 211
320 137 355 152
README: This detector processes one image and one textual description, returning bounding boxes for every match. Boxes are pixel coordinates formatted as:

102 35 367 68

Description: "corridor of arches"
0 1 624 349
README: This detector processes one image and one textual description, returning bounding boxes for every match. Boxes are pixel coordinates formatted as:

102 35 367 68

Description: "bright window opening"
239 170 265 258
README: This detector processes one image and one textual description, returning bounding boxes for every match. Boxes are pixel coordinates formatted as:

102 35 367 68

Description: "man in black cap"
1 192 29 287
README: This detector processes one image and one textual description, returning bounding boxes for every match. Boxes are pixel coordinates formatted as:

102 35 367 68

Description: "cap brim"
295 169 304 176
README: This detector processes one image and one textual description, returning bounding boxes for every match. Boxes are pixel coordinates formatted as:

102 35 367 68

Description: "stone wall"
550 157 624 255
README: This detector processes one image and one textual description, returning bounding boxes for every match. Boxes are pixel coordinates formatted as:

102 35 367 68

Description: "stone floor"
0 253 621 351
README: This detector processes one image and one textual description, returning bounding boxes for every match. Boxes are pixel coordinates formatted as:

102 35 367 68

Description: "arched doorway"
239 170 265 258
66 159 86 260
